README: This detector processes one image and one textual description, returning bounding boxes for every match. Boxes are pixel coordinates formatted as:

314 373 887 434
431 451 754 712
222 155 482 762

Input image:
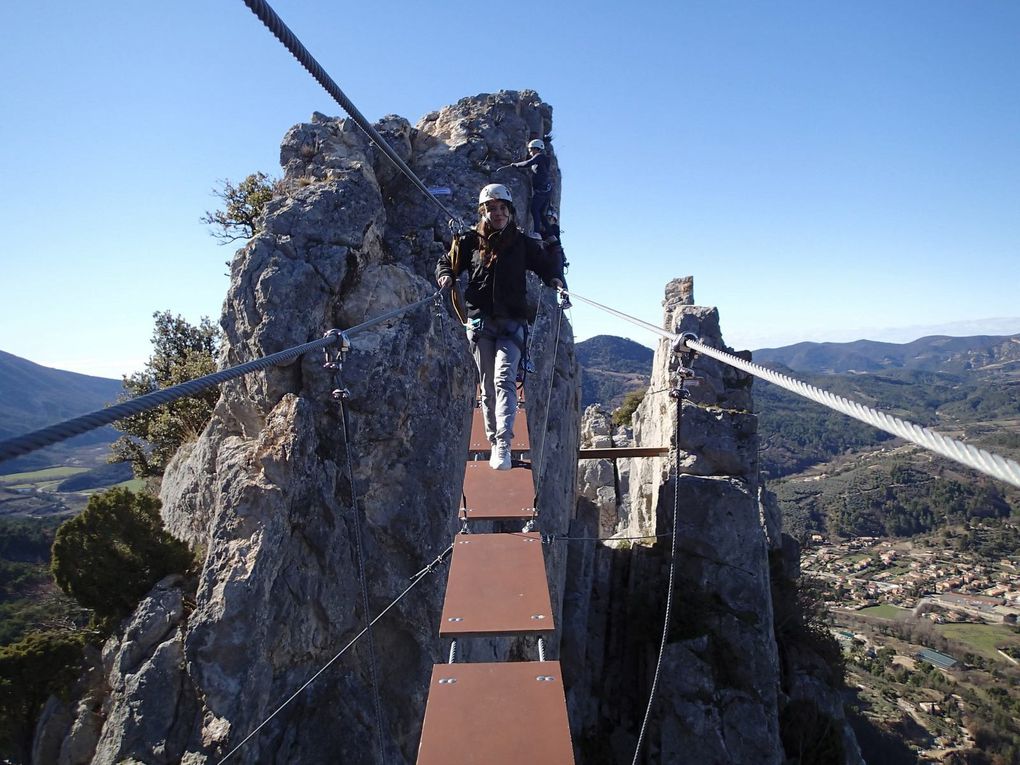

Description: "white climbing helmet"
478 183 513 205
527 139 545 151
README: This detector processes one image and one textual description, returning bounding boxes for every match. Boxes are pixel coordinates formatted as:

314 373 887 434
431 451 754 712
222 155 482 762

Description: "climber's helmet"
478 183 514 227
527 139 545 152
478 183 513 206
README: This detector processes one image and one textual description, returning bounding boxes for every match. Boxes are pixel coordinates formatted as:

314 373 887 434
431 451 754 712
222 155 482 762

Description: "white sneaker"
490 439 511 471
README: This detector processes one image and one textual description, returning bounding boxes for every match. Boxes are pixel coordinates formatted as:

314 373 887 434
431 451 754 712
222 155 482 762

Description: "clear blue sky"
2 1 1018 378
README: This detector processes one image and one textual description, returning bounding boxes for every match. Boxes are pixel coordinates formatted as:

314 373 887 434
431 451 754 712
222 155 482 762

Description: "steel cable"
566 289 675 341
566 289 1020 490
215 543 453 765
434 295 456 406
337 388 387 764
532 299 565 508
241 0 465 230
631 391 683 765
0 291 440 465
683 338 1020 490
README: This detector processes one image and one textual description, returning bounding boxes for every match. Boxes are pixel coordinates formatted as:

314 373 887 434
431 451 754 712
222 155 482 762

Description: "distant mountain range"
751 335 1020 540
0 350 123 475
754 334 1020 375
576 332 1020 539
577 332 1020 410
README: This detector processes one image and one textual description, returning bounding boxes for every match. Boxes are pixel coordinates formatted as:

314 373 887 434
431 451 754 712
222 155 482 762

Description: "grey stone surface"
43 91 577 765
563 277 858 763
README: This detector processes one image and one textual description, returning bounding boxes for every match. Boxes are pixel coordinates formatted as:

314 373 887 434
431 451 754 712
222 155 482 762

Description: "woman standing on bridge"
436 183 565 471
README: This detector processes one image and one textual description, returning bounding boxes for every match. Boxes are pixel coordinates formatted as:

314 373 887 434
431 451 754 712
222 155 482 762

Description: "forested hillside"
575 335 654 408
754 337 1020 540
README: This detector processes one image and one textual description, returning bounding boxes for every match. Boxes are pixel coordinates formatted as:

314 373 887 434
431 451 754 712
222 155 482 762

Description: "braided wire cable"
215 543 453 765
241 0 465 230
632 391 683 765
336 387 387 764
0 335 333 464
0 291 441 465
566 289 674 341
683 338 1020 490
553 532 675 542
566 289 1020 490
433 295 456 405
532 299 565 507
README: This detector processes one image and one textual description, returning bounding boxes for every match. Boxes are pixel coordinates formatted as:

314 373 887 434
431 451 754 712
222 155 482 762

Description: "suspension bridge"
3 2 1019 763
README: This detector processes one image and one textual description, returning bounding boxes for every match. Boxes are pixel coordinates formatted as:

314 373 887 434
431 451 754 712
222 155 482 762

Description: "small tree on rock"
200 171 277 243
612 388 647 427
51 488 192 624
111 310 220 477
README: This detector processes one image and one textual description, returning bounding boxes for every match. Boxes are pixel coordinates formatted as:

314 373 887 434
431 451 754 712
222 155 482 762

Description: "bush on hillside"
200 171 278 243
51 488 192 624
612 388 646 427
0 630 83 763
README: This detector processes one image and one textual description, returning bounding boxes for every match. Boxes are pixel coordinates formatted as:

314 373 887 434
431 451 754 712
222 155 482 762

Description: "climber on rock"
505 138 553 238
436 183 565 471
542 206 568 271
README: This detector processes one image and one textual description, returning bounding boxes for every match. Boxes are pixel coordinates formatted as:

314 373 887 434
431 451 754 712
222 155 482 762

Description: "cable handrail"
565 288 1020 490
215 543 454 764
0 291 441 465
241 0 466 230
631 383 684 764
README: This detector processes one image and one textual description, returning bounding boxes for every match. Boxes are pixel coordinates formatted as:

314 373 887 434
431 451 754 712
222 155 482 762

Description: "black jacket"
436 224 564 322
516 153 552 192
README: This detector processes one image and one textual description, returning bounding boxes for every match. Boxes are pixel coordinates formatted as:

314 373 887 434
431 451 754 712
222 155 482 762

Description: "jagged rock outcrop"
38 91 577 765
563 278 861 763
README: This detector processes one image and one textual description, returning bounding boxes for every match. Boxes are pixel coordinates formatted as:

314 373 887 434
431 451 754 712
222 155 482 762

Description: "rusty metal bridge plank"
417 660 574 765
439 533 553 637
459 462 535 522
468 407 531 452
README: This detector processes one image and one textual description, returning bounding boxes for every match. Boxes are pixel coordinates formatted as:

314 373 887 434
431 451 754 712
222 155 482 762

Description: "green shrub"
51 488 192 623
111 310 220 478
0 630 84 762
612 388 646 426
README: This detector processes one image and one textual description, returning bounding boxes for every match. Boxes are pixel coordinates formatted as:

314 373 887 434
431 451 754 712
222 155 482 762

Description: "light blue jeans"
467 317 524 445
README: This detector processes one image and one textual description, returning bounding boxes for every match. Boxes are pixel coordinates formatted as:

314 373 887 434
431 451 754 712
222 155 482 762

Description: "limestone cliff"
569 278 862 763
37 91 578 765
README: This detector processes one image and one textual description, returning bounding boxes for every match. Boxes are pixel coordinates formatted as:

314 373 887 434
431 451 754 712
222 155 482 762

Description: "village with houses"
800 527 1020 762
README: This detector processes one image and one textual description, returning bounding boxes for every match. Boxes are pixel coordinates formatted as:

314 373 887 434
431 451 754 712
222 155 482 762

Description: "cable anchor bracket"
557 287 572 310
322 329 351 369
322 330 352 402
670 332 700 399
